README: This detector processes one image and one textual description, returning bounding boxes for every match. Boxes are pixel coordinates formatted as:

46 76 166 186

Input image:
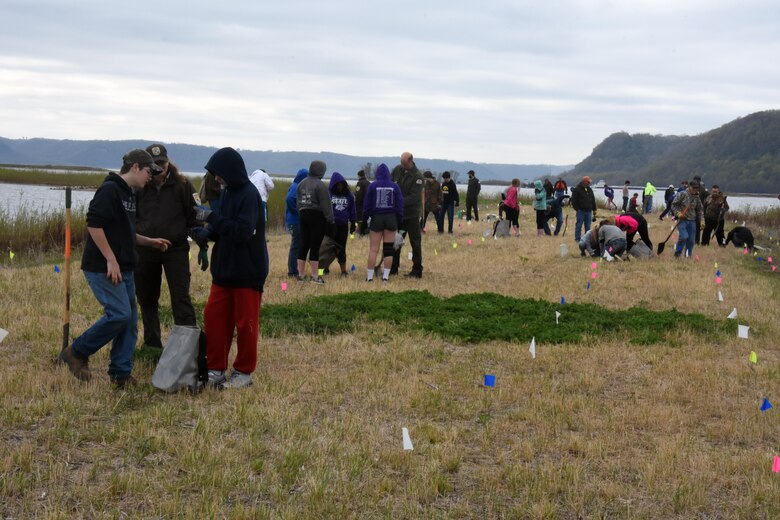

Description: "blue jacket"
203 147 268 291
285 168 308 226
363 163 403 223
329 172 356 226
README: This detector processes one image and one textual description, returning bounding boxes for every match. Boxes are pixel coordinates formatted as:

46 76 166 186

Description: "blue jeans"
73 271 138 377
574 210 592 241
675 220 696 257
437 202 455 233
552 207 563 235
287 223 301 276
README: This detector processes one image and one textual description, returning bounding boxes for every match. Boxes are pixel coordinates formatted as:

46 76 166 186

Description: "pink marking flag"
716 277 722 285
591 262 597 270
280 281 288 292
467 239 473 245
773 456 780 473
591 272 597 280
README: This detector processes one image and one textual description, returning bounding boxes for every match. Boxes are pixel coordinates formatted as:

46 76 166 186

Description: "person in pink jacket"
504 178 520 236
611 214 638 235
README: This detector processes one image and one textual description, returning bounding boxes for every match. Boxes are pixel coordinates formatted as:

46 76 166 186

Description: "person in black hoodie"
59 149 169 387
192 147 268 390
354 170 370 236
437 171 459 234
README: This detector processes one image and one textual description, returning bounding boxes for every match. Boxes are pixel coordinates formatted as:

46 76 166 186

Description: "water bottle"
560 243 569 257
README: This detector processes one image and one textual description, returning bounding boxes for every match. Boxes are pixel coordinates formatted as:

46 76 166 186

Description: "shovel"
657 206 690 255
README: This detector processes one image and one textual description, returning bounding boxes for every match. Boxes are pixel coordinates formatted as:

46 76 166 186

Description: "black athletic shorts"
369 213 397 232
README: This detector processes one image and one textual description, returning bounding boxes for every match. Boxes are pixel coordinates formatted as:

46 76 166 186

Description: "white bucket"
560 243 569 257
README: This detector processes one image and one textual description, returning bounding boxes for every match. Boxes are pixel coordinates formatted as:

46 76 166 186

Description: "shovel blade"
656 242 666 255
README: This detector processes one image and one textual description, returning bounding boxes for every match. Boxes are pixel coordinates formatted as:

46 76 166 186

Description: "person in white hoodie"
249 168 275 221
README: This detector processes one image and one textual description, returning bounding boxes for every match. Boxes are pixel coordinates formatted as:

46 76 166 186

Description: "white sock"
367 269 374 281
383 268 390 280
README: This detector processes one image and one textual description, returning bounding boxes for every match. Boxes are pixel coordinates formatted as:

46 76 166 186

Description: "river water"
1 181 778 217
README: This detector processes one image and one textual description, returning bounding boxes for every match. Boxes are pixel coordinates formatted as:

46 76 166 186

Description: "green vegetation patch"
260 290 733 345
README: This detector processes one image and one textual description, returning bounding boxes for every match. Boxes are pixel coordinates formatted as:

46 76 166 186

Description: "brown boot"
59 345 91 382
110 374 138 389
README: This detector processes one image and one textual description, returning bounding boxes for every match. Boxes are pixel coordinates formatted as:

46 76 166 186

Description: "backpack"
152 325 208 393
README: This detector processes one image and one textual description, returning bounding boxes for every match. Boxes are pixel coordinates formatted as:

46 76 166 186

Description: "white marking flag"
727 308 737 319
402 427 414 451
718 291 723 302
0 328 7 343
555 311 561 325
529 337 536 359
738 325 749 339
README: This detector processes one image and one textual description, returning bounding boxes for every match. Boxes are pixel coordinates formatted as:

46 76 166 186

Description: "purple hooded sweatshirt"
328 171 356 226
363 163 403 224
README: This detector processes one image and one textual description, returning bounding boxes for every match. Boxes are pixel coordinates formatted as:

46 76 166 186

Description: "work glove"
197 246 209 271
349 222 357 235
189 226 210 248
194 205 213 223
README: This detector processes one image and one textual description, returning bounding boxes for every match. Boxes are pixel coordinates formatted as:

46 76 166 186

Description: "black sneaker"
312 276 326 285
59 345 91 382
404 271 422 278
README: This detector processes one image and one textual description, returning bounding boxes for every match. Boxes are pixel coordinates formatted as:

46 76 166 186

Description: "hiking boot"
110 374 138 388
312 276 326 285
59 345 91 382
340 271 349 277
224 370 253 389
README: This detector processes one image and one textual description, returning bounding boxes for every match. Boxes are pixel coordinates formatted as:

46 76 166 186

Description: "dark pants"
659 201 672 219
702 218 726 246
626 219 653 250
298 210 326 262
287 223 301 276
695 218 702 245
466 197 479 221
135 246 196 348
391 216 423 275
622 196 628 212
536 210 550 234
334 223 349 265
422 207 439 229
505 206 519 229
437 202 455 233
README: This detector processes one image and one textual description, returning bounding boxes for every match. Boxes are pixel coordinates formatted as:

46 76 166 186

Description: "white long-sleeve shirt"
249 169 274 202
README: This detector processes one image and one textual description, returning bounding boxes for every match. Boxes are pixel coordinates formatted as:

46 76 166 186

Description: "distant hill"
0 137 570 183
562 110 780 193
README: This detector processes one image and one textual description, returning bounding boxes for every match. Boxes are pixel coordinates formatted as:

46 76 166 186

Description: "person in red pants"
192 147 268 389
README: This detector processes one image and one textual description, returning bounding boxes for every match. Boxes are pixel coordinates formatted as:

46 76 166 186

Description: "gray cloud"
0 0 778 164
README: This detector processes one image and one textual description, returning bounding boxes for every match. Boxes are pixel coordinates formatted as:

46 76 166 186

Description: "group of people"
60 146 268 390
570 173 734 260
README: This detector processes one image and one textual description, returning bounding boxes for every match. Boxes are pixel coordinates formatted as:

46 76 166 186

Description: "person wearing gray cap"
59 149 170 388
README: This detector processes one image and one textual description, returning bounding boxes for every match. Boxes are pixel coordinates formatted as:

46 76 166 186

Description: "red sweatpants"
203 284 262 374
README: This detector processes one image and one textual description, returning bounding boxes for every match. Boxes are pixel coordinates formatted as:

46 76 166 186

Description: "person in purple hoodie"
329 172 357 276
363 163 403 282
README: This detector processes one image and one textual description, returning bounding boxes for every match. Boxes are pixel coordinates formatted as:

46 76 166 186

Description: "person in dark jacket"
133 144 199 359
363 163 403 282
296 161 335 284
724 226 754 250
702 185 729 246
354 169 370 235
570 176 597 241
543 178 554 200
437 171 459 234
284 168 308 277
195 147 268 389
59 149 169 387
422 171 442 229
329 171 357 276
391 152 425 278
546 194 569 235
658 185 676 220
466 170 481 221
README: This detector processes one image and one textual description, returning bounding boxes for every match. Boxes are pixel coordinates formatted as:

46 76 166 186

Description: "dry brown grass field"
1 204 779 519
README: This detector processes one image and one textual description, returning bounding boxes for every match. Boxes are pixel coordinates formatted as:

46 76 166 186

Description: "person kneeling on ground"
579 227 600 257
598 220 628 260
194 147 268 390
724 226 754 250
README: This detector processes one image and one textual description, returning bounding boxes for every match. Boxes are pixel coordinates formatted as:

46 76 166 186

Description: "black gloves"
349 222 357 235
197 246 209 271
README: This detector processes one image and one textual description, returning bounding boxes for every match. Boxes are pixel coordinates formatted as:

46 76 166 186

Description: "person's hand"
194 205 213 222
106 258 122 285
197 246 209 271
148 238 171 252
349 222 357 235
189 226 210 248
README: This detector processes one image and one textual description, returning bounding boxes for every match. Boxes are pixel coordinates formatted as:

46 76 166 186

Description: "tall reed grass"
0 167 106 187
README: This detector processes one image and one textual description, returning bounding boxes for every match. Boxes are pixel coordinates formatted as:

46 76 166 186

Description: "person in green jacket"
533 180 550 236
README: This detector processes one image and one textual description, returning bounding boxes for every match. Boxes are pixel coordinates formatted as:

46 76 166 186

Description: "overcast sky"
1 0 778 165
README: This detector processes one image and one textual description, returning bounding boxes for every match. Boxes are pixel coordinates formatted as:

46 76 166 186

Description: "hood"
534 180 544 191
293 168 308 184
329 171 347 192
309 160 326 179
204 147 248 188
375 163 391 182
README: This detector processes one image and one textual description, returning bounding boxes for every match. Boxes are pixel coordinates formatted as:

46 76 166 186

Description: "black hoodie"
203 147 268 291
81 173 138 273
